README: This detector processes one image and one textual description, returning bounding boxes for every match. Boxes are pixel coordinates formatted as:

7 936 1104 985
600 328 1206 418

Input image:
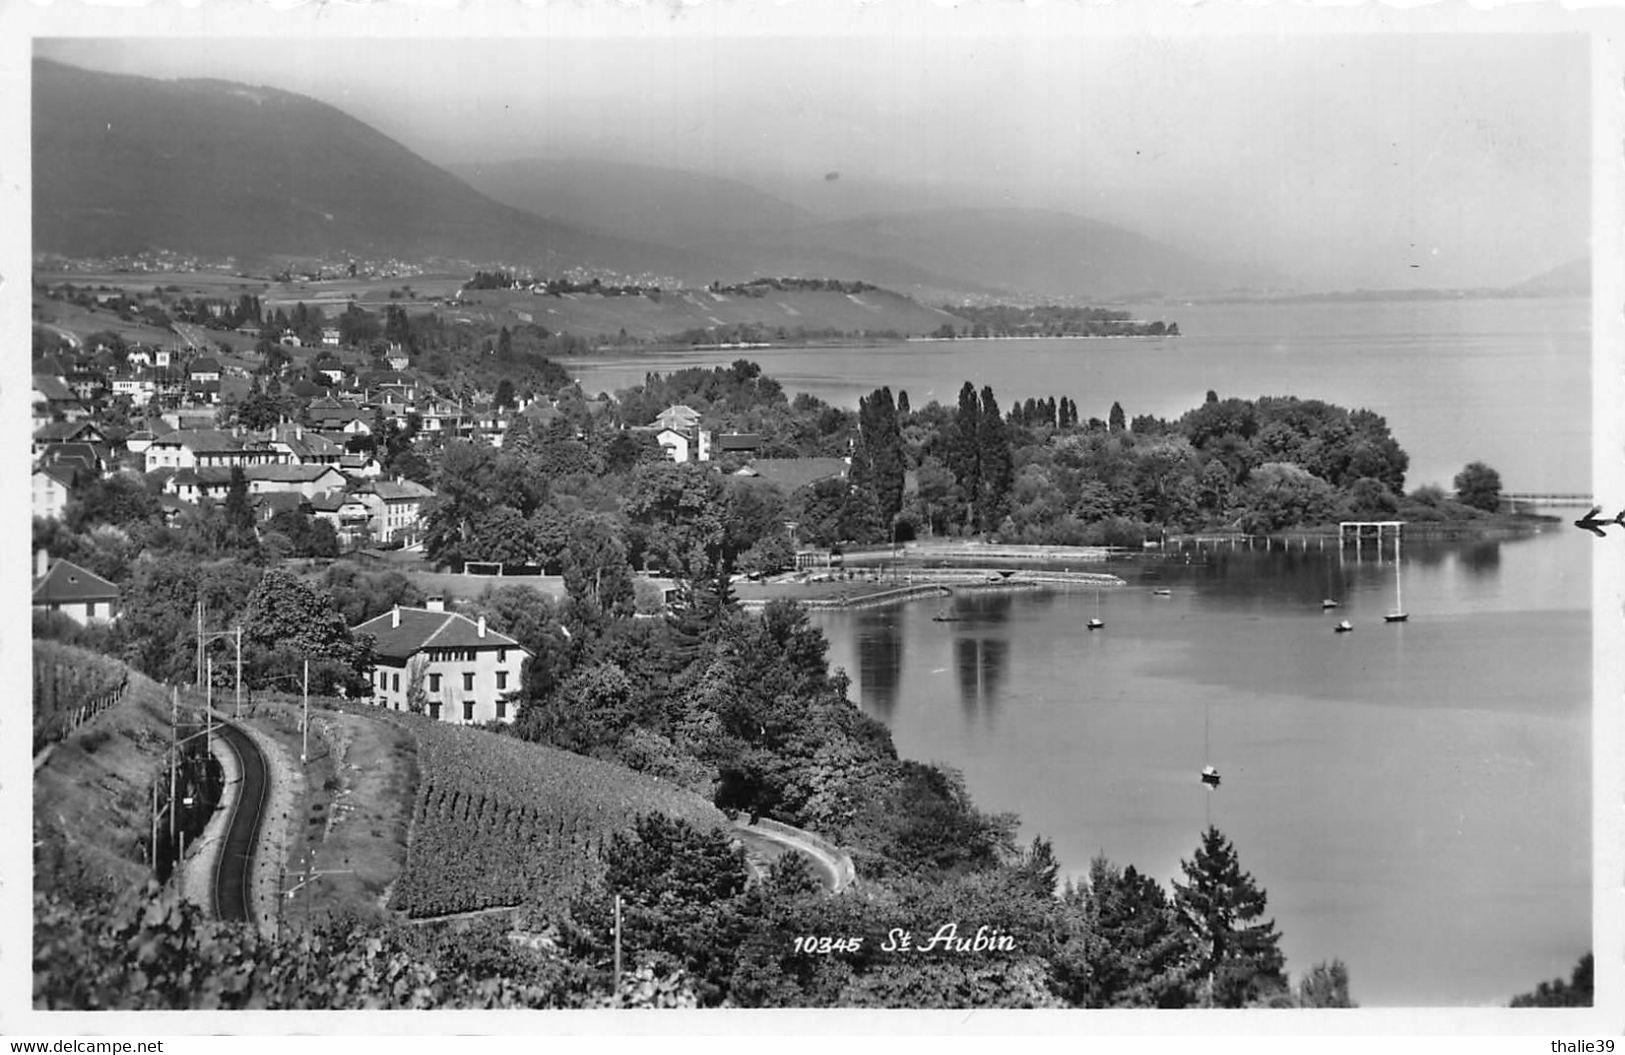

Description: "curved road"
213 720 270 923
733 820 852 894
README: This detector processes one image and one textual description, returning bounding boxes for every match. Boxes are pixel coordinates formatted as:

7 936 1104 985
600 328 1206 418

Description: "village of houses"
29 312 852 724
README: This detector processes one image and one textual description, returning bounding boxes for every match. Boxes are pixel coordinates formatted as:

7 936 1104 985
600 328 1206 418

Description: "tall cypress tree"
1110 401 1127 433
978 385 1012 532
850 386 905 536
223 466 258 555
949 381 982 529
1172 826 1287 1008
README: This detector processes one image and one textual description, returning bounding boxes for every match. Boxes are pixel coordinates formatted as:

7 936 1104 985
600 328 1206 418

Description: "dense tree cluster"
709 277 880 297
1509 953 1593 1008
944 304 1179 338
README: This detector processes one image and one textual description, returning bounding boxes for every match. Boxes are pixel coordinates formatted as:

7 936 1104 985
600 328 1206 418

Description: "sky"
32 24 1594 292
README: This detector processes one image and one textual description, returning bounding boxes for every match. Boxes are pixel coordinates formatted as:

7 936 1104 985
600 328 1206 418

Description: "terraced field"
386 716 726 918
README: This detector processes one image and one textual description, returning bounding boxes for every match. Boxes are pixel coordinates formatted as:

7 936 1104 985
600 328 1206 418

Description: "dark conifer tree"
977 385 1012 532
896 389 910 417
1173 826 1288 1008
222 466 258 555
850 386 906 533
1110 401 1127 433
1079 855 1197 1008
1045 396 1058 427
949 381 982 529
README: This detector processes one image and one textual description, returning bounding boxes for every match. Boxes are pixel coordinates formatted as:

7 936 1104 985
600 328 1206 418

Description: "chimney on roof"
34 548 48 580
391 604 401 629
477 615 486 638
296 425 304 441
426 595 444 613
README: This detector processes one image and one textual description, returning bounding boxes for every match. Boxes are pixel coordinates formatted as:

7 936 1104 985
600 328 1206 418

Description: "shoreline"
735 569 1125 611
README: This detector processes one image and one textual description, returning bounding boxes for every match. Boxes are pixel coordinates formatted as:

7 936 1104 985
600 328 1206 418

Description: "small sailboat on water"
1200 704 1222 794
1087 586 1104 630
1334 619 1353 634
1321 598 1341 610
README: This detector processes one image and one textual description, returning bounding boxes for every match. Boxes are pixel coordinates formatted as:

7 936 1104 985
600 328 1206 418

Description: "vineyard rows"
33 641 130 753
389 720 727 919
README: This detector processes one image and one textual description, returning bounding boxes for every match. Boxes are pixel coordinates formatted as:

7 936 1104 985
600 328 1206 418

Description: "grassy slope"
38 270 964 348
454 287 964 341
244 698 418 924
33 667 174 901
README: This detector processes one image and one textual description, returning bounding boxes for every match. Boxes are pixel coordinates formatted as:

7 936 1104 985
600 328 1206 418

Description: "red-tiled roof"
351 607 525 661
735 457 849 494
32 559 119 604
33 464 79 490
358 479 433 501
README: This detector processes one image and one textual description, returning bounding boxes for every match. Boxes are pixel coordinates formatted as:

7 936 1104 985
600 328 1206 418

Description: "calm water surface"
813 528 1590 1007
567 296 1589 493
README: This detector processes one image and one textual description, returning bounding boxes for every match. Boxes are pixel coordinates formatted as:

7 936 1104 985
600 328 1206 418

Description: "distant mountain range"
1508 257 1589 297
33 58 1275 302
31 60 725 282
452 157 1264 302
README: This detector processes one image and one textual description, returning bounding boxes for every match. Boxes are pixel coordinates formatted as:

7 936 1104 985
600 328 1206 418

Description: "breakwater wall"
739 571 1124 612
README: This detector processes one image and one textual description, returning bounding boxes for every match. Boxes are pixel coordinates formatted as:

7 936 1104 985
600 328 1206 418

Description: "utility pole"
168 687 178 851
196 599 204 688
235 626 243 719
206 657 213 753
613 894 623 992
301 658 309 765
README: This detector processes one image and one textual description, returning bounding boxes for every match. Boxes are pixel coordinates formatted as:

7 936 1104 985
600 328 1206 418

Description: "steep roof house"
263 423 345 466
351 599 530 724
32 421 106 460
652 405 703 432
143 428 286 473
351 477 434 544
32 552 120 625
32 464 79 521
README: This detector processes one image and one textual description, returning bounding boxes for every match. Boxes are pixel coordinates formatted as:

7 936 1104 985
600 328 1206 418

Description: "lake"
570 291 1593 1005
812 527 1591 1007
566 295 1590 494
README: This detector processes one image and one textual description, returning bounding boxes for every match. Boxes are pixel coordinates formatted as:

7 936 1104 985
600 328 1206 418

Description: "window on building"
496 700 506 720
392 673 399 692
498 648 507 663
463 672 474 692
429 673 441 693
463 701 474 722
496 671 507 690
429 702 440 721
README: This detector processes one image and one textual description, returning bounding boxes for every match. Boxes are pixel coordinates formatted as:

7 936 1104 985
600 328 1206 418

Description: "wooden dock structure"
1339 520 1405 546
